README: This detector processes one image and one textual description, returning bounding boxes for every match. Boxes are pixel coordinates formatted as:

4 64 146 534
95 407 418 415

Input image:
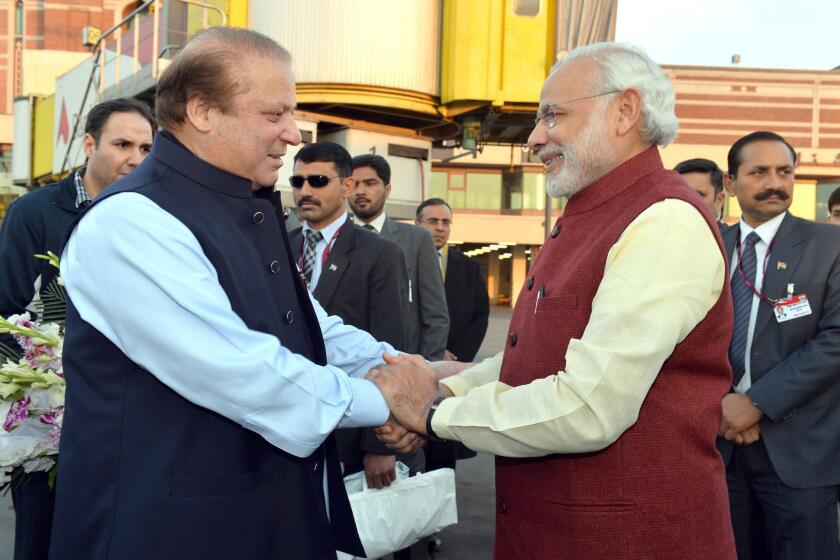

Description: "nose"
527 121 547 153
281 114 302 146
127 148 146 168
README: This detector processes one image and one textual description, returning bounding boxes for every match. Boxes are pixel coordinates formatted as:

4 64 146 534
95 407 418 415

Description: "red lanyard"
299 225 343 272
735 232 777 305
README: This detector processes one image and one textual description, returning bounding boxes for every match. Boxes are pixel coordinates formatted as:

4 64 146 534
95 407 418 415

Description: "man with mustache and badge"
368 42 737 559
718 131 840 560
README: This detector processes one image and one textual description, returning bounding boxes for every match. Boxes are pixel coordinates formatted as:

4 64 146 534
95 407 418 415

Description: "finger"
382 352 401 364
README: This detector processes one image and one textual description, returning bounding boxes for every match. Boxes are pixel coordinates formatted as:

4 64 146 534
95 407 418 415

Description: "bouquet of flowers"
0 252 66 486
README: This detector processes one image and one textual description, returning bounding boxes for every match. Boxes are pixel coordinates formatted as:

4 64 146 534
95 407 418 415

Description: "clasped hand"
719 393 764 446
365 353 467 453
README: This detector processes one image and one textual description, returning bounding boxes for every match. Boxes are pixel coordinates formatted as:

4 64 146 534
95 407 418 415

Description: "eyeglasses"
534 90 621 129
290 175 341 189
418 218 452 227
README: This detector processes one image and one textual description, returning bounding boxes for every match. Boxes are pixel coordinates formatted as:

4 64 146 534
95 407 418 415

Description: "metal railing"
60 0 226 174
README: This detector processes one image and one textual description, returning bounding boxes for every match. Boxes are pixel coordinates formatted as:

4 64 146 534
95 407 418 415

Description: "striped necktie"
729 231 760 381
302 229 323 284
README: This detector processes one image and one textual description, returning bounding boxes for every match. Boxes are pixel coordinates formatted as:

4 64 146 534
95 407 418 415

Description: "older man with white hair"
369 42 738 559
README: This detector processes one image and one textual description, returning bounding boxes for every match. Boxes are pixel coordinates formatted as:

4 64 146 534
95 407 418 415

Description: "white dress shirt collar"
303 211 348 240
738 211 786 246
352 211 386 233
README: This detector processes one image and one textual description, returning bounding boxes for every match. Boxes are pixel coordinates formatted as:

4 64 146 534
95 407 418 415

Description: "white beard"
544 110 618 199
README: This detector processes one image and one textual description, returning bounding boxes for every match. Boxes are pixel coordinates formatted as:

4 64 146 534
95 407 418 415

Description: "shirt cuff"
440 374 473 397
337 377 390 429
430 395 463 441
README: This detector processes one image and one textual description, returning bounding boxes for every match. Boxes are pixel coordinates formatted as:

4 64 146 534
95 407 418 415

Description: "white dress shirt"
301 213 348 290
731 211 787 392
352 211 386 233
61 193 392 459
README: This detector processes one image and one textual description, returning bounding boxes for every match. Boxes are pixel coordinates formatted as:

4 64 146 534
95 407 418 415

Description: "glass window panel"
816 183 840 221
465 173 502 210
513 0 540 17
449 173 465 190
448 189 466 209
430 172 448 200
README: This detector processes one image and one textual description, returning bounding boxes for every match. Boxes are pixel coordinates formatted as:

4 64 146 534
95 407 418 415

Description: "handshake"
365 353 469 453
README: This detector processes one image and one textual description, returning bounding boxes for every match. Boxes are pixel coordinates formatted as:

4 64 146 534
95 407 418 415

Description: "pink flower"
4 397 32 431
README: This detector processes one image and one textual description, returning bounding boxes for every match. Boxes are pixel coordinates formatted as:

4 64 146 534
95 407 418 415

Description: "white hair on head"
551 42 678 146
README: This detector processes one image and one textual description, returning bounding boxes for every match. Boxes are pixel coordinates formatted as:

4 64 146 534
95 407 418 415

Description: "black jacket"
0 174 81 351
444 247 490 362
290 222 424 473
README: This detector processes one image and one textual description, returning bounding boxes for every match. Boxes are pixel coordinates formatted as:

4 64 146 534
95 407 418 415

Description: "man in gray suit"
717 131 840 560
350 154 449 360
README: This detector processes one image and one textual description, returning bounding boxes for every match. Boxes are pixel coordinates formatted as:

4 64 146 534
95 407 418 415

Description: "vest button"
527 277 534 290
551 224 561 238
499 500 507 514
270 260 281 273
285 310 294 324
252 211 265 224
509 333 517 346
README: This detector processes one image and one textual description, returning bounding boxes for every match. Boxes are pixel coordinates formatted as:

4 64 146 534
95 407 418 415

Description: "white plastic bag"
337 462 458 559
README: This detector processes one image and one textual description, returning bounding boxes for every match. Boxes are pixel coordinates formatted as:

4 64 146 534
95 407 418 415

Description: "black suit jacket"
290 221 421 471
444 247 489 361
718 213 840 488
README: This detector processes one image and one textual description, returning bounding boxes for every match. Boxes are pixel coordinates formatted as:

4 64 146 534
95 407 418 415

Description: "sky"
615 0 840 70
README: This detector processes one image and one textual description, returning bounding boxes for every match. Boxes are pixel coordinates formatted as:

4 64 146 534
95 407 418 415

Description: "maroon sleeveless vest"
494 148 736 560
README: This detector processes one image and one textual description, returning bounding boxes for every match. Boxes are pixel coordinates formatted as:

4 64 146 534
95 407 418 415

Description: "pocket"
171 468 285 498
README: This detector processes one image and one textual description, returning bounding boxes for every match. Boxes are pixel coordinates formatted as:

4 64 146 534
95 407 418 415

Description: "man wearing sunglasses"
288 142 424 496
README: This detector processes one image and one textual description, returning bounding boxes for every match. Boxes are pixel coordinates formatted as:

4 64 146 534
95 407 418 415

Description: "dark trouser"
727 440 839 560
11 471 55 560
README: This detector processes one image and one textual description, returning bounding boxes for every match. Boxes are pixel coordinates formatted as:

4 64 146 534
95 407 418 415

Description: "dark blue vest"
50 132 365 559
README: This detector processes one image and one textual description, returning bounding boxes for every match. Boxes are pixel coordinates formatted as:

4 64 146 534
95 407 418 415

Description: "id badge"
773 294 812 323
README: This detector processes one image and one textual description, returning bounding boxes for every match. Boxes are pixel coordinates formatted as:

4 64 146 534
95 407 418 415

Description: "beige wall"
22 50 91 97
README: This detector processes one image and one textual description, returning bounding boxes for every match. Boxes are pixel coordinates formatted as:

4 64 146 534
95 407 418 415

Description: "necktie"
302 229 323 284
729 231 760 381
363 224 376 232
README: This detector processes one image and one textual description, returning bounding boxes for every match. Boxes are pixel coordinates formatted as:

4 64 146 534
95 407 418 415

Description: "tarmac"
0 307 512 559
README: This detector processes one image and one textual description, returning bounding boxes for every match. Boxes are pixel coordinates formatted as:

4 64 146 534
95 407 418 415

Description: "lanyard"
735 232 777 305
299 225 343 272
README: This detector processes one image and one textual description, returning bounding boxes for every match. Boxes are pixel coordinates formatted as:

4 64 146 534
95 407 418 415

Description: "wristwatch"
426 396 446 441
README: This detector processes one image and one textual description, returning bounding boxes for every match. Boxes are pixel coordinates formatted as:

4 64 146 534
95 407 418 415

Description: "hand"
374 416 426 453
443 350 459 361
366 353 438 435
429 359 473 381
732 424 761 446
719 393 764 441
362 453 396 489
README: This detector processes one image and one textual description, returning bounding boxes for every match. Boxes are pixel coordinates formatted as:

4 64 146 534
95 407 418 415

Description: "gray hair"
552 43 678 146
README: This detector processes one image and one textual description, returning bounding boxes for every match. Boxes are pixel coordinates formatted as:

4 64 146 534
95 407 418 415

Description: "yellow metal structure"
227 0 248 27
440 0 555 107
32 95 55 180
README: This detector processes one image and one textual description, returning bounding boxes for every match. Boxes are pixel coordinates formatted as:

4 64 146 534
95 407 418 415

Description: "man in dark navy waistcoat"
49 27 437 560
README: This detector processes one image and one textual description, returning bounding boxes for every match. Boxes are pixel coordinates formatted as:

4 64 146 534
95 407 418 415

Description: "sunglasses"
290 175 340 189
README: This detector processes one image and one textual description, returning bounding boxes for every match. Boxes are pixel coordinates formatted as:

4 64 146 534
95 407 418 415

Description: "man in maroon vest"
369 42 738 559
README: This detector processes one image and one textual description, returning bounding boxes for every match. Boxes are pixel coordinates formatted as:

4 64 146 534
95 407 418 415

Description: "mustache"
296 196 321 208
754 189 790 201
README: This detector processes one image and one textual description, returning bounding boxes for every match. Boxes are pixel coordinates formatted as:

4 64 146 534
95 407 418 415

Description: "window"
513 0 541 17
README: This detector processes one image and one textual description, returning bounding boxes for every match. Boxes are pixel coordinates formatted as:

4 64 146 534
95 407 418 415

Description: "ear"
83 132 96 159
614 88 642 136
723 173 736 197
184 95 213 133
341 176 354 199
384 183 392 198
